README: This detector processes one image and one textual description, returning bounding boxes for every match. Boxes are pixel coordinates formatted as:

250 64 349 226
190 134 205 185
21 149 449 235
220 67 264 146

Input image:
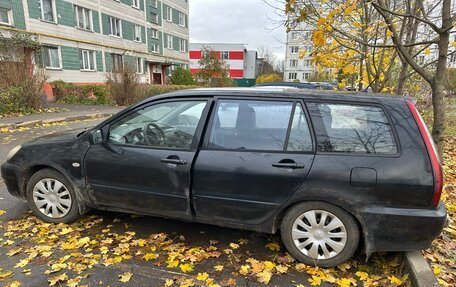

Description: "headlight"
6 145 21 161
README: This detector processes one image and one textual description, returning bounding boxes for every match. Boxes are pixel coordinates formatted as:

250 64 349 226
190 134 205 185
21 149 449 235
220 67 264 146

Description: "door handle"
160 157 187 165
272 162 305 169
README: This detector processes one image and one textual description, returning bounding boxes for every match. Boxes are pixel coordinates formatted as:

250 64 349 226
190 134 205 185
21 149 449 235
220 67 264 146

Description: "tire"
26 168 81 223
280 201 360 267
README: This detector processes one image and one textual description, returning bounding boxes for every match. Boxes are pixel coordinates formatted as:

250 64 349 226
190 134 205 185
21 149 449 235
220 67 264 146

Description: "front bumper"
1 162 23 198
360 202 447 254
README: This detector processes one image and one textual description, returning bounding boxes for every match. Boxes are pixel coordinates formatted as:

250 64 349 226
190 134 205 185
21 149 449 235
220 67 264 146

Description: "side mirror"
88 129 104 145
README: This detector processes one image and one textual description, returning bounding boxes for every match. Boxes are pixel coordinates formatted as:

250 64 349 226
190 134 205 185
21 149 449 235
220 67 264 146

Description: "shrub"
106 66 141 106
52 80 112 105
256 73 282 84
170 66 195 85
0 61 47 115
138 84 199 101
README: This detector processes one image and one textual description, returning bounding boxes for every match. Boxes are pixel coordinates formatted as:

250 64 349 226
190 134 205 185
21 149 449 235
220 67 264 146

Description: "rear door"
192 98 316 225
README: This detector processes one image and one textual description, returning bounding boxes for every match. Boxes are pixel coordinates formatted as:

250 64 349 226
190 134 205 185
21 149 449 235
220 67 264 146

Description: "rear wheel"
26 168 81 223
280 202 359 267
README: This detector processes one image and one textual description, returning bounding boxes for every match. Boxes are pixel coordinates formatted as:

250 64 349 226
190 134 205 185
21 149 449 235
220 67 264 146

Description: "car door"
192 98 316 225
84 98 210 218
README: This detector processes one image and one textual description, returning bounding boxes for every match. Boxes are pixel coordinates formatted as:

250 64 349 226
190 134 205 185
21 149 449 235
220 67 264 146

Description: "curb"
0 113 113 130
403 251 439 287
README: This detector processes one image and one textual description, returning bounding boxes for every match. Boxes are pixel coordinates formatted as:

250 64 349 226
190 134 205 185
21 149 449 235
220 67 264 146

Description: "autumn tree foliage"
284 0 455 154
197 47 231 87
256 73 283 84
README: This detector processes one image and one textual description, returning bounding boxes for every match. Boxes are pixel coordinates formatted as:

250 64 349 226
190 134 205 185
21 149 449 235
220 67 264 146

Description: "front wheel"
26 168 81 223
280 202 360 267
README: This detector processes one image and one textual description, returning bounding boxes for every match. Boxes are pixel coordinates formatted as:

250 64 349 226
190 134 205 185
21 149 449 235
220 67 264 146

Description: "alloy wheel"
32 178 72 218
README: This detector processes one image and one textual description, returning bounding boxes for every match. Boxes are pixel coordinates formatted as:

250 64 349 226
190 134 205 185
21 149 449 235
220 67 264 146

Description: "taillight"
406 100 443 207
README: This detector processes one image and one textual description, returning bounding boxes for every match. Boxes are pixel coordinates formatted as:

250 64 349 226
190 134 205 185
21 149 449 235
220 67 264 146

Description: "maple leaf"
7 247 23 257
265 242 280 251
388 275 404 286
196 272 209 281
179 263 194 273
239 265 250 276
276 265 289 274
356 271 369 281
0 210 6 215
0 270 14 279
143 253 158 261
214 265 224 271
48 272 68 286
45 263 67 274
164 279 174 286
14 259 29 268
5 281 21 287
229 243 240 249
336 278 357 287
67 277 81 287
256 270 272 284
118 272 133 283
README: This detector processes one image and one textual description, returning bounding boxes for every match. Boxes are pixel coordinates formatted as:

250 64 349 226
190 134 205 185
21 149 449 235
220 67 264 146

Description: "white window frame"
43 46 61 69
136 58 144 74
289 72 297 80
132 0 140 9
111 53 123 71
0 8 13 26
81 50 96 71
108 16 122 37
179 38 186 52
134 25 142 42
291 32 297 40
303 73 310 81
166 6 172 22
151 28 158 39
167 34 173 49
290 59 298 68
151 43 159 53
75 6 92 31
291 46 299 54
178 12 185 27
40 0 56 23
220 51 229 60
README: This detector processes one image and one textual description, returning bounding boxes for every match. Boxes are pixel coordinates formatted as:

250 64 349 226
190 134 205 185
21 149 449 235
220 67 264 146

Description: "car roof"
150 87 407 104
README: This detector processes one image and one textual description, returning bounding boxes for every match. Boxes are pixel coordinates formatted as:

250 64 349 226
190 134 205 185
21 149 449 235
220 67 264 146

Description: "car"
1 88 447 267
253 81 335 90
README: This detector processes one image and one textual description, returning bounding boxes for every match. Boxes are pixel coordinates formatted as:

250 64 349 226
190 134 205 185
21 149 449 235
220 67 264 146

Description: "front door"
192 98 316 225
84 99 209 218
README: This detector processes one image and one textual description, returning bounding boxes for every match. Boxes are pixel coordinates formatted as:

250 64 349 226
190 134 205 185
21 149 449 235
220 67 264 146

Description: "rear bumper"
1 162 23 198
360 202 447 254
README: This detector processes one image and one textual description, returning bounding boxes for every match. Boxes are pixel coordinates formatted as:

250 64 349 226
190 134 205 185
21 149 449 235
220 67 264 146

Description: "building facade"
0 0 189 84
284 21 315 82
189 43 260 86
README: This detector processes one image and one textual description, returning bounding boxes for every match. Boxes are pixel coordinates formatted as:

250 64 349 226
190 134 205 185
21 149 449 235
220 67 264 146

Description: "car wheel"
280 201 360 267
26 168 81 223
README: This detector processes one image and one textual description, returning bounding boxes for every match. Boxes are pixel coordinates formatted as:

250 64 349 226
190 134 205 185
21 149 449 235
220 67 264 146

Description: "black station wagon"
1 88 448 267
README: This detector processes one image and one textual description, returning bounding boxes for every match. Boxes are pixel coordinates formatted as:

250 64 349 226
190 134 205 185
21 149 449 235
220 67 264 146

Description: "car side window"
287 104 313 152
307 102 397 154
108 100 207 150
208 100 294 151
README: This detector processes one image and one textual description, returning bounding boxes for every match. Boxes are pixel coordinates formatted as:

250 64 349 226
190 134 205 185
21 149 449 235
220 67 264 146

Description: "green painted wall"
61 46 80 70
146 0 161 25
122 20 133 40
104 52 112 72
101 13 110 35
172 35 179 52
0 1 26 29
55 0 75 27
27 0 41 20
92 10 100 33
120 0 145 11
148 28 162 54
96 51 103 72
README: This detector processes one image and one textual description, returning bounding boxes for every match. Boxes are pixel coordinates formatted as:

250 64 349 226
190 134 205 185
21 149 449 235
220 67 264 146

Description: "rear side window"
307 103 397 154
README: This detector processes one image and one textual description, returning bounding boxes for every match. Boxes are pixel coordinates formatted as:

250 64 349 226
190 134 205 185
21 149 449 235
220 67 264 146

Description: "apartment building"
284 21 315 83
0 0 189 84
189 43 261 87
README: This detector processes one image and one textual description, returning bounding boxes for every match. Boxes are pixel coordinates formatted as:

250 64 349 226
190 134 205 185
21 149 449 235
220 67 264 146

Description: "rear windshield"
307 102 398 154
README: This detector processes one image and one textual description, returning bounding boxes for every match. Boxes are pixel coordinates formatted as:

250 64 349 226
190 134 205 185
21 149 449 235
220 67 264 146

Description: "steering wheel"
143 122 165 146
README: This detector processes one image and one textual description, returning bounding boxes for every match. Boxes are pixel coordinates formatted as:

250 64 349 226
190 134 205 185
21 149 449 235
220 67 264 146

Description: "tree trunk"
396 63 408 95
431 81 445 156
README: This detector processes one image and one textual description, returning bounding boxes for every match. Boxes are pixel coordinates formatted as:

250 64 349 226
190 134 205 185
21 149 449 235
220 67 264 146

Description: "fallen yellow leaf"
214 265 224 271
118 272 132 283
196 272 209 281
48 272 68 286
265 242 280 251
179 263 194 273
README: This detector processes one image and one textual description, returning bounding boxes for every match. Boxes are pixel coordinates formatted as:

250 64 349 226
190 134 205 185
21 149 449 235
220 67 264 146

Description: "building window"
151 12 158 24
178 12 185 26
43 46 60 69
291 32 297 40
151 0 157 8
167 35 173 49
289 72 297 80
304 31 311 40
151 28 158 39
81 50 96 71
166 6 172 22
134 25 142 42
0 8 12 26
304 59 310 67
108 16 121 37
136 58 143 74
179 38 186 52
111 54 123 71
303 73 310 80
75 6 92 30
132 0 140 9
289 59 298 67
306 46 312 53
41 0 55 22
151 43 159 53
291 46 299 54
221 51 229 60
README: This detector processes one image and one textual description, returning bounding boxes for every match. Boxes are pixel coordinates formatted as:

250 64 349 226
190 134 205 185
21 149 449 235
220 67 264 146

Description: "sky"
189 0 287 61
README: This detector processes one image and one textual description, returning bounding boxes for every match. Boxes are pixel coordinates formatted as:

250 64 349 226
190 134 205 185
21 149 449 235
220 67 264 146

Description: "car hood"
25 128 87 145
